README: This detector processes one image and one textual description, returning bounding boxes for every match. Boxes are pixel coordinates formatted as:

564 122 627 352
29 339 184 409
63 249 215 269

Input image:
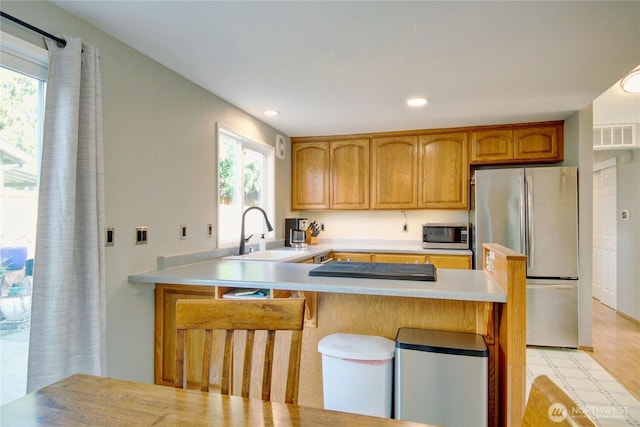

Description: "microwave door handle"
519 176 527 259
527 175 534 269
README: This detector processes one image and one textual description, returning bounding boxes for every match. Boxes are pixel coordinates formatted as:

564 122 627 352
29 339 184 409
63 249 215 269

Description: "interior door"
593 161 617 309
593 172 602 300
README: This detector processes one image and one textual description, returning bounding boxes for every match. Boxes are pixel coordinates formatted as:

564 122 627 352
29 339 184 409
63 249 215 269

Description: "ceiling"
52 1 640 137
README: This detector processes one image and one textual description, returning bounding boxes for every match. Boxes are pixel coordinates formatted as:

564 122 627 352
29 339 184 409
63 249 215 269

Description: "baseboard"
617 310 640 325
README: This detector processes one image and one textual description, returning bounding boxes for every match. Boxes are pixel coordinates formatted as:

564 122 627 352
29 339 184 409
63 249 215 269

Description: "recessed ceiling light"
407 97 428 107
264 110 280 117
621 69 640 94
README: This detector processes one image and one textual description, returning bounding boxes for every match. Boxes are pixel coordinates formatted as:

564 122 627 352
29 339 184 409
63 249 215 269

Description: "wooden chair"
522 375 597 427
174 298 305 404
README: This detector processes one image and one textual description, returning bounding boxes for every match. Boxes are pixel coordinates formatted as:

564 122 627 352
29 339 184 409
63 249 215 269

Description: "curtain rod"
1 11 66 47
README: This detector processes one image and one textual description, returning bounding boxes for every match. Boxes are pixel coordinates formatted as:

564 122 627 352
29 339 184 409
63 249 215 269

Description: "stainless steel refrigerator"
472 166 579 348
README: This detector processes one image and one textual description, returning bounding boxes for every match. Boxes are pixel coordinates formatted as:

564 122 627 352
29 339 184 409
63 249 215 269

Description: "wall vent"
593 123 639 150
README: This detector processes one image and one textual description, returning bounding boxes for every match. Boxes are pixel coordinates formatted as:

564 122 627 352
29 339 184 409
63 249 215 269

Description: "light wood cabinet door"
331 252 372 262
371 136 419 209
470 129 514 164
514 126 561 161
470 123 563 164
427 254 472 270
330 139 370 209
419 132 469 209
291 142 329 210
373 253 427 264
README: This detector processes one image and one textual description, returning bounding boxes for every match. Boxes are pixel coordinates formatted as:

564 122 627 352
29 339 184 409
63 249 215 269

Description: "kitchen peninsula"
129 243 526 427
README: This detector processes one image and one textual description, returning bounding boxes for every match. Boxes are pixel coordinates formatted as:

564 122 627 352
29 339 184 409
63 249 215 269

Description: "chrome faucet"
239 207 273 255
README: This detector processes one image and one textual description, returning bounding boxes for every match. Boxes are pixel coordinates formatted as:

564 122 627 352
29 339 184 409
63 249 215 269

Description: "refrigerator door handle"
526 175 534 269
519 176 527 258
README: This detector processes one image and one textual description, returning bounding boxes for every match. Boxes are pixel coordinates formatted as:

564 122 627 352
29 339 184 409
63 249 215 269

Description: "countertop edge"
128 260 506 303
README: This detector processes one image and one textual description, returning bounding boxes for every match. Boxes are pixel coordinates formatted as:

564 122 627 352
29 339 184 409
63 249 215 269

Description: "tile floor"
526 347 640 427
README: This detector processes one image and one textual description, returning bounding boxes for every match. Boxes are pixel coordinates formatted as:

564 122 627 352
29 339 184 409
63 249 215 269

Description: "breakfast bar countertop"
128 257 506 303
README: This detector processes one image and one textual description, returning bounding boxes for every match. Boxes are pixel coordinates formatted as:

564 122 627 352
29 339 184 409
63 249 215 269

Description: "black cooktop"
309 262 437 282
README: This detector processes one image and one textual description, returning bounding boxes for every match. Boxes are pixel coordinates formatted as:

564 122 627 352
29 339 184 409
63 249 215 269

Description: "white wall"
299 209 469 242
3 0 291 384
564 107 595 348
592 80 640 321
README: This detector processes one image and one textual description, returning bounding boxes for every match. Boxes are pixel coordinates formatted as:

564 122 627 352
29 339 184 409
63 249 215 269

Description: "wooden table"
0 374 433 426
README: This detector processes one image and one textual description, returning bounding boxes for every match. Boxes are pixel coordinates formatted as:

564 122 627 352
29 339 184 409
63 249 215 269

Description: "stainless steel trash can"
394 328 488 427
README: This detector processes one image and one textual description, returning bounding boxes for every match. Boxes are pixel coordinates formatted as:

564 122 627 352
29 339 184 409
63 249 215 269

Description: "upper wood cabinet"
292 120 563 210
291 142 330 209
514 126 561 161
291 139 369 210
470 129 513 163
471 122 563 164
419 132 469 209
330 139 370 209
371 136 419 209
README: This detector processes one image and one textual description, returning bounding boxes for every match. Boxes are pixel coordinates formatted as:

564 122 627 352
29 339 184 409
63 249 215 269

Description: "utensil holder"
306 231 318 245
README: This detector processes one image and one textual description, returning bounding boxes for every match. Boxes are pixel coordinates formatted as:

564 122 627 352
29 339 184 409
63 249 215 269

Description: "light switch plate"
106 227 115 246
135 226 148 245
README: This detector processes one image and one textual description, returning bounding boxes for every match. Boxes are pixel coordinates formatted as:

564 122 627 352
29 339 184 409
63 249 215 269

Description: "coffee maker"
285 218 308 247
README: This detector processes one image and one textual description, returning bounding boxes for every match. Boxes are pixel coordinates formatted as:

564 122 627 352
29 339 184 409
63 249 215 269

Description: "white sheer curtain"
27 36 106 392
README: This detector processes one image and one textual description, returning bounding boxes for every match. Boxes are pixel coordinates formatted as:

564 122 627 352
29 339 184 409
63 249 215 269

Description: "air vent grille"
593 124 639 150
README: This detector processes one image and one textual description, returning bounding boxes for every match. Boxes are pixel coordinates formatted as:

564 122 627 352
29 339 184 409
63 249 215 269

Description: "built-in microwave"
422 223 470 250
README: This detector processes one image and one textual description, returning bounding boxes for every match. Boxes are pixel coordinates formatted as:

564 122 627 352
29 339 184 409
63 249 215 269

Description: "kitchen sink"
223 250 301 262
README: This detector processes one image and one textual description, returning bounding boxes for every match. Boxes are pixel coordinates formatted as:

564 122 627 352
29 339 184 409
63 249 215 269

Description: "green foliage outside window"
0 67 40 155
219 137 263 206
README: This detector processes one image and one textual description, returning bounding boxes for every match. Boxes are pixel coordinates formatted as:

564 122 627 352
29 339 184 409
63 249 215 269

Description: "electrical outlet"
106 227 115 246
207 224 214 238
135 226 148 245
180 225 187 240
320 223 325 231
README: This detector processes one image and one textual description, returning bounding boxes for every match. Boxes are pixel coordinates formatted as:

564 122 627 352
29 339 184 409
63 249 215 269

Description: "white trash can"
318 333 395 418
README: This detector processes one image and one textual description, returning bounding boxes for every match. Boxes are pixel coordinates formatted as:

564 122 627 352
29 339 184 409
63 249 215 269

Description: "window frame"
1 30 48 183
0 31 49 80
216 123 275 248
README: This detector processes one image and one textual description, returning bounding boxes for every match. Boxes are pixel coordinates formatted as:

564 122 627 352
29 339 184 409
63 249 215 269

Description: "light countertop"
128 244 504 303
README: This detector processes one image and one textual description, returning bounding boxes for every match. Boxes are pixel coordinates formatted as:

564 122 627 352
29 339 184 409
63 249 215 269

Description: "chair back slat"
262 330 276 401
174 329 186 389
200 330 213 392
220 330 233 395
175 298 305 405
285 329 303 404
241 330 255 398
